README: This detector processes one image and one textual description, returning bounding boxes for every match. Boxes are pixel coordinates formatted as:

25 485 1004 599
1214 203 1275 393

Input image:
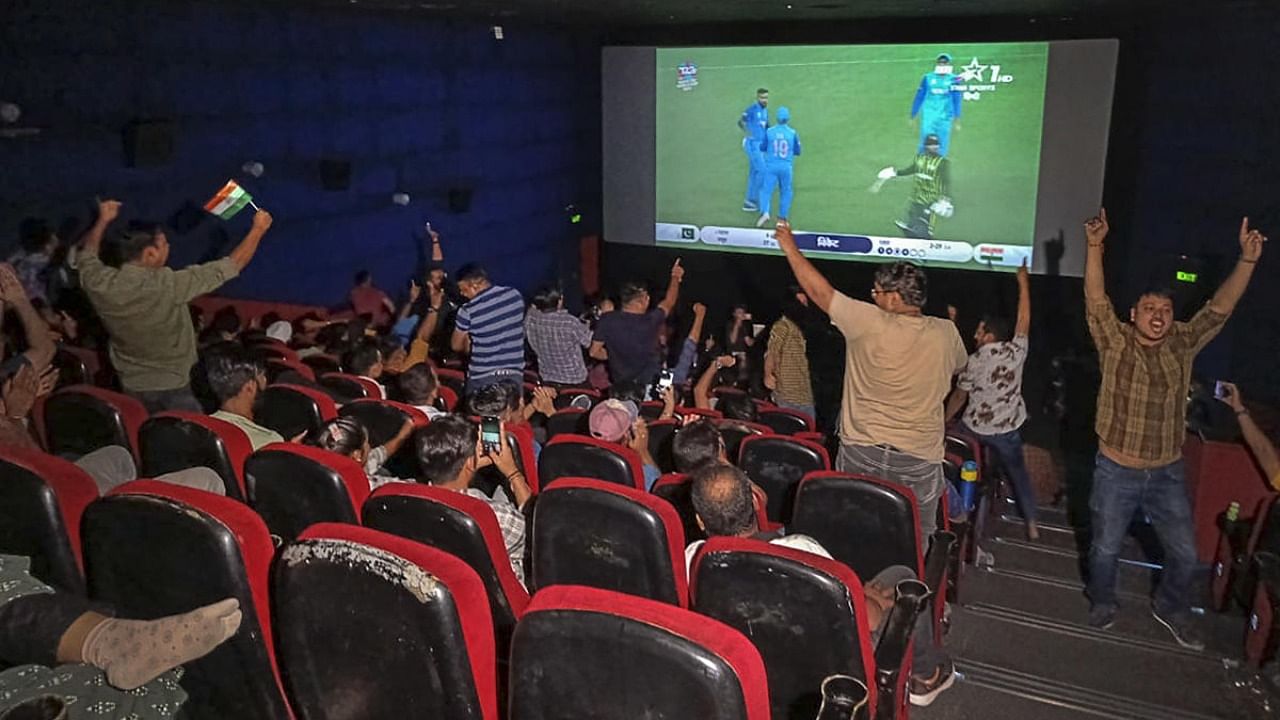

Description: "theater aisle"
915 503 1275 720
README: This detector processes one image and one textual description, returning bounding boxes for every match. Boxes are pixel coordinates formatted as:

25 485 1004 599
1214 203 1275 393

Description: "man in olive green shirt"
75 199 272 413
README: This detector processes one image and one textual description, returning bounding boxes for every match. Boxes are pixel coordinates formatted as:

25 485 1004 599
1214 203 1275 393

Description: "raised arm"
79 199 122 256
1219 382 1280 488
227 210 273 271
1015 258 1031 337
428 224 444 264
694 355 735 410
0 265 56 371
775 221 835 313
1208 218 1265 316
656 259 685 316
398 281 421 321
1083 208 1109 303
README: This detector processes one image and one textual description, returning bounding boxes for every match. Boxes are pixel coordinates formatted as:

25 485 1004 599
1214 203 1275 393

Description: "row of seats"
50 474 948 719
1211 494 1280 665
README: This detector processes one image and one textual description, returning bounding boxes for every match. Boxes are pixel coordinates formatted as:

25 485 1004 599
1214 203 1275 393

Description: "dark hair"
316 323 350 353
354 270 371 286
399 363 439 405
311 416 369 458
609 380 646 406
416 414 476 484
260 312 283 330
19 218 55 254
619 281 648 305
343 341 383 376
672 420 725 473
204 343 265 404
531 285 563 312
718 394 759 423
210 306 242 336
468 381 520 417
690 463 756 537
874 261 928 308
1134 287 1175 306
980 314 1013 343
455 263 488 284
114 228 161 263
756 87 769 95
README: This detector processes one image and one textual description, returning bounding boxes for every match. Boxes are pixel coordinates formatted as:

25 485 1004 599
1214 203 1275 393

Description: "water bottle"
1226 501 1240 523
959 460 979 512
814 675 867 720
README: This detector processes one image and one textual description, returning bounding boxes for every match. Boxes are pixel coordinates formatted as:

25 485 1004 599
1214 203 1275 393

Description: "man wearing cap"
910 53 962 157
588 398 663 490
756 106 802 228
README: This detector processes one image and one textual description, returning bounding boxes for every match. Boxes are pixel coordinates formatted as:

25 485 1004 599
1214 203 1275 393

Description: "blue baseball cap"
777 106 791 123
936 53 952 63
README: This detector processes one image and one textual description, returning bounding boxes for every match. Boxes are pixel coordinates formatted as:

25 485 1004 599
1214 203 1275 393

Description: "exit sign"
1175 271 1198 283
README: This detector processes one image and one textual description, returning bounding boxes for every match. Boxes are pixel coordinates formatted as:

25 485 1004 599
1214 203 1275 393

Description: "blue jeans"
1086 453 1197 618
965 425 1037 524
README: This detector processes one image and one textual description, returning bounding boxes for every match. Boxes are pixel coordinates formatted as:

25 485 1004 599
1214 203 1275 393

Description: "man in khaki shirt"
1082 208 1264 650
775 222 967 541
75 199 272 413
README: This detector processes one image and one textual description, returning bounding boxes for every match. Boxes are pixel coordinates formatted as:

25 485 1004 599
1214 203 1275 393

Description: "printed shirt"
829 291 968 463
1087 295 1226 467
957 336 1029 435
464 486 527 587
75 252 239 392
525 309 593 385
455 285 526 379
767 317 813 406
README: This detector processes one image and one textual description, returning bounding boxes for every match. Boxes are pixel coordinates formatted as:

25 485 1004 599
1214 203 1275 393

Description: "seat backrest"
738 435 831 523
543 408 589 439
82 481 290 720
790 471 924 581
257 384 339 440
42 385 147 460
139 412 253 500
647 418 680 474
553 388 601 410
509 585 769 720
245 443 370 541
53 346 89 388
266 358 316 384
300 353 342 375
714 420 772 462
651 473 705 543
1252 495 1280 556
537 435 645 492
758 408 815 435
436 385 459 412
690 537 879 720
679 406 723 421
276 524 497 720
0 445 98 593
319 372 374 400
339 399 429 446
435 368 467 398
531 478 687 606
364 485 530 655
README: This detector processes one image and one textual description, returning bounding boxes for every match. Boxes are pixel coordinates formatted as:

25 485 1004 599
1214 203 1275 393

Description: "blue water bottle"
959 460 979 512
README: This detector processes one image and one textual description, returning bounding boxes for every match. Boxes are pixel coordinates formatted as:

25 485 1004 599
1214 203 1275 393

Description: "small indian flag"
203 180 256 220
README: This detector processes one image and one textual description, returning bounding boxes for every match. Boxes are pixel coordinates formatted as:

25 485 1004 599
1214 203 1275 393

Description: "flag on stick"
203 180 255 220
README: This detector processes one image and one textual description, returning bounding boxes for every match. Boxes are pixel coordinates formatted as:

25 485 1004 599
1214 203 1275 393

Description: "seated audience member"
198 307 243 348
587 399 662 490
379 336 408 376
451 263 526 391
468 380 555 452
686 463 955 706
75 199 273 413
525 285 593 387
342 340 387 399
765 286 817 420
717 393 760 424
206 344 286 451
310 416 415 491
1218 382 1280 489
397 362 445 419
0 262 57 378
8 218 58 302
349 270 396 328
671 419 731 474
264 319 293 345
0 554 241 699
590 259 686 388
417 415 530 586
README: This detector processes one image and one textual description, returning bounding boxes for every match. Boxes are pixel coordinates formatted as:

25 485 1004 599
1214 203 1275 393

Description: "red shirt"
350 285 392 325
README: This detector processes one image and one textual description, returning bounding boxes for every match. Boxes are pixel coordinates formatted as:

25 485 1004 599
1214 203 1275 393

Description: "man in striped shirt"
451 263 525 391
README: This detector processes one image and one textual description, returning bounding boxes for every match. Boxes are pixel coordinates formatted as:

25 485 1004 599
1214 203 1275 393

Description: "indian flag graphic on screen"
203 180 254 220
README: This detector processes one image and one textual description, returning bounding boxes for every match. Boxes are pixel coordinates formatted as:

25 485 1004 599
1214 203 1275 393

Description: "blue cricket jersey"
911 73 963 120
764 125 800 164
740 102 768 146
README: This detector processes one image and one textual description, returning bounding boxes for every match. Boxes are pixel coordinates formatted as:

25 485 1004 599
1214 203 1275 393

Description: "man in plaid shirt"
1083 208 1266 649
416 414 531 588
525 285 593 386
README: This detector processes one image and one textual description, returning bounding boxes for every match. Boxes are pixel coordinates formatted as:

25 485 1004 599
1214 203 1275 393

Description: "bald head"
690 463 756 537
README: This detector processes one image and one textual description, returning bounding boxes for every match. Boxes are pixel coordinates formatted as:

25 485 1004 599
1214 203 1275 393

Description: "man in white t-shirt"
945 260 1036 539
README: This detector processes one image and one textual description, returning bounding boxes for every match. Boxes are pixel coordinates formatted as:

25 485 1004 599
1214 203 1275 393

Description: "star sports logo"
676 61 698 91
954 57 1014 102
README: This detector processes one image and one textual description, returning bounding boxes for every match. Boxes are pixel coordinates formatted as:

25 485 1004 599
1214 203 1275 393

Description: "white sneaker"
755 213 770 228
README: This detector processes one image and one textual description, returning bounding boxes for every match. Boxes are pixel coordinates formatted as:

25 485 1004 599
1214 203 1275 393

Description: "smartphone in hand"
481 416 501 454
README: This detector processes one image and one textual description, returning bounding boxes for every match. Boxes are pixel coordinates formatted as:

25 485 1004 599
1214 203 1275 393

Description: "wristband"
1236 409 1250 417
1240 258 1257 264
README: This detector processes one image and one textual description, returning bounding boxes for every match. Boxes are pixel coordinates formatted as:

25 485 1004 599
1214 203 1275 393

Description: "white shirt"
684 533 832 581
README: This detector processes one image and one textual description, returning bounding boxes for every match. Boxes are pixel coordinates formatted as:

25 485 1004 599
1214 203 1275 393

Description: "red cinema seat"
537 435 645 493
758 407 816 435
41 385 148 461
256 384 338 441
275 524 497 720
139 411 254 500
508 585 769 720
245 443 370 541
738 434 831 523
319 372 382 401
531 478 687 606
0 444 99 594
543 408 589 439
82 481 291 719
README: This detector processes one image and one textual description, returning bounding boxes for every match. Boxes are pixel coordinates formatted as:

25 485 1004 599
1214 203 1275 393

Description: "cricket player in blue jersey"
755 106 801 227
738 88 769 212
910 53 963 156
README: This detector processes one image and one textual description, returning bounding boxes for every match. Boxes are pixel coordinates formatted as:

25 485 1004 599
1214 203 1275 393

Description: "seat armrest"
923 530 958 598
872 578 930 720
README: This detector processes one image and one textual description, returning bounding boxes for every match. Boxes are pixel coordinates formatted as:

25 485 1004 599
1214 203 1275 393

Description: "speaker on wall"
447 187 472 213
319 158 351 191
122 118 175 168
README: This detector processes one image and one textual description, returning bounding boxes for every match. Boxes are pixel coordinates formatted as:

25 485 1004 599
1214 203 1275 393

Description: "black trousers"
0 592 101 667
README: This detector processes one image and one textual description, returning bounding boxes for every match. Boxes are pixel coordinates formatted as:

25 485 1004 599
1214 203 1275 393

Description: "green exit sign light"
1175 271 1198 283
